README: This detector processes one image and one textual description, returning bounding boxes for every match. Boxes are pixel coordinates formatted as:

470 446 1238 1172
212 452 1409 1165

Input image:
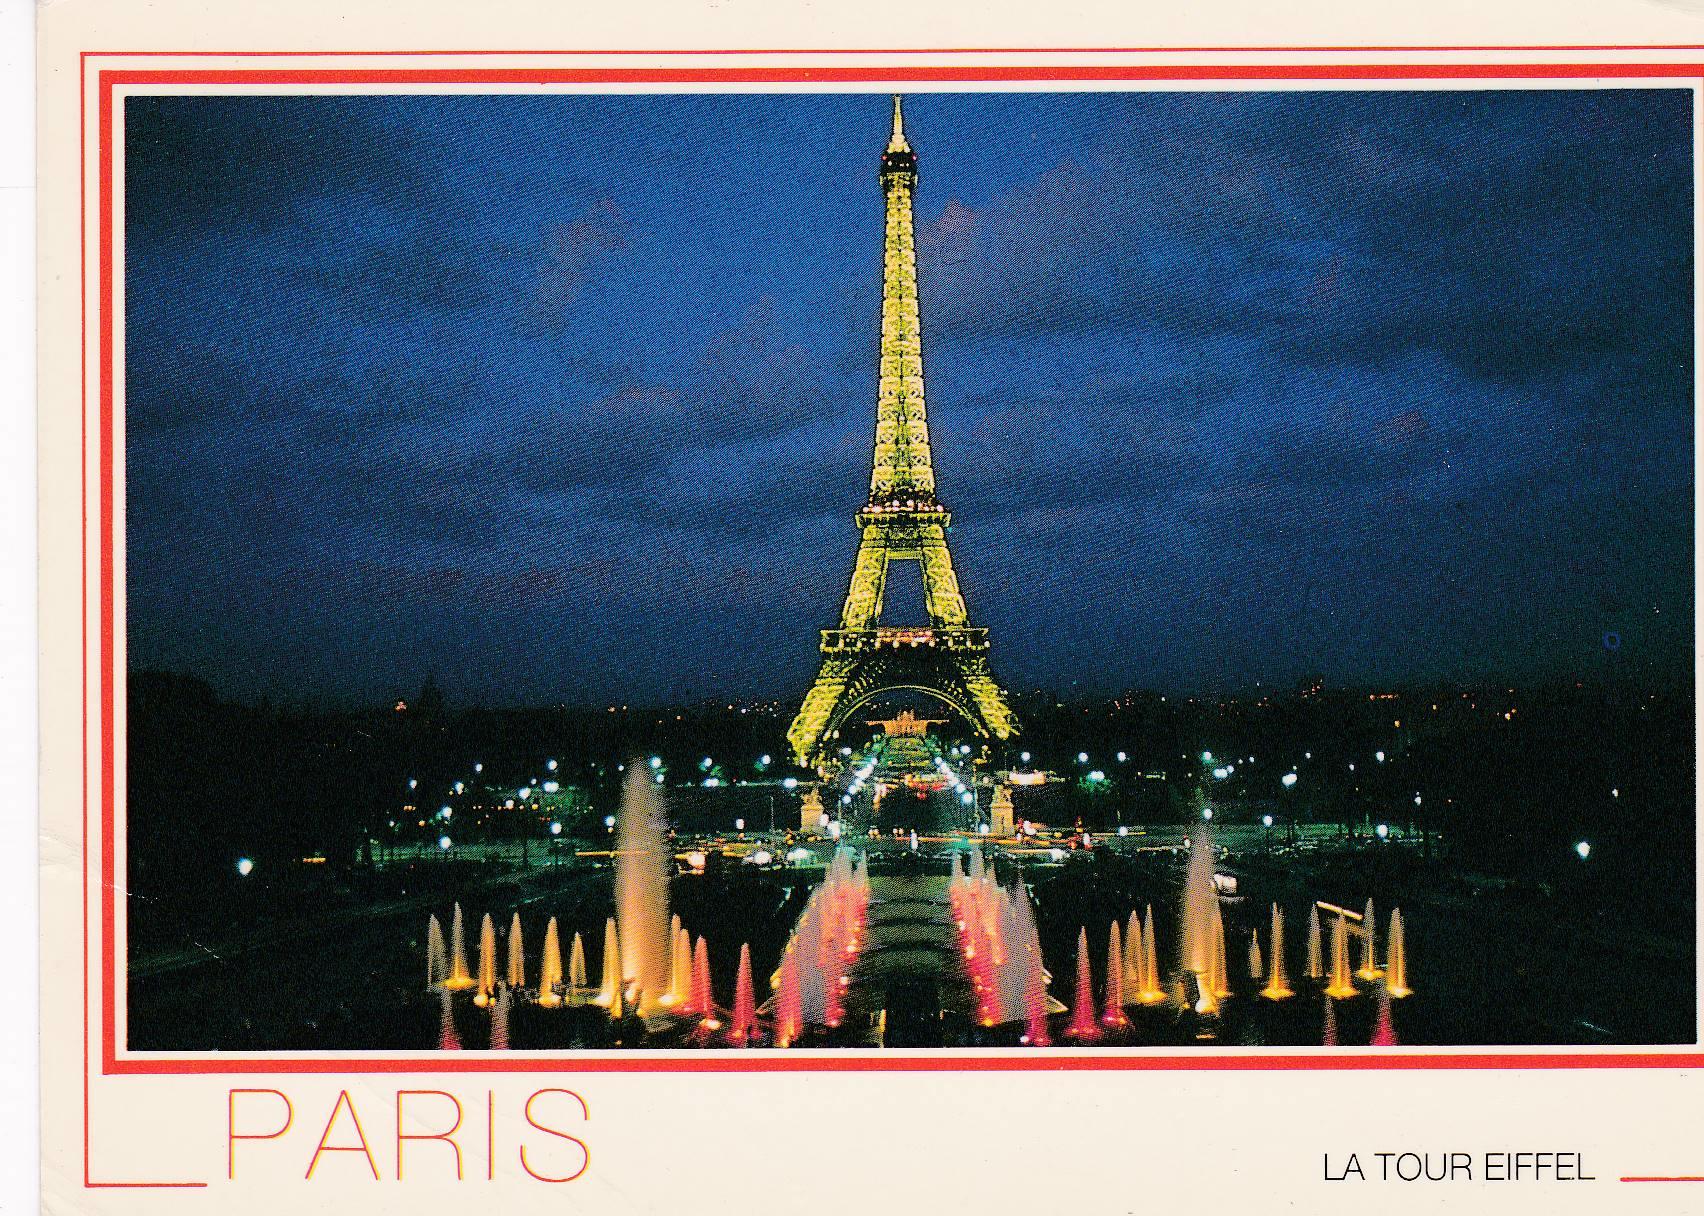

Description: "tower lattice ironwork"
786 97 1019 769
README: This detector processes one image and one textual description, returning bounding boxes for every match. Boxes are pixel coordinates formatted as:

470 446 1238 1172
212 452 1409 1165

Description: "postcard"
35 0 1704 1211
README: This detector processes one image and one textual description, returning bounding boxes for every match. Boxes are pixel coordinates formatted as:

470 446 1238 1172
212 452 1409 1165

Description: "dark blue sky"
124 89 1693 707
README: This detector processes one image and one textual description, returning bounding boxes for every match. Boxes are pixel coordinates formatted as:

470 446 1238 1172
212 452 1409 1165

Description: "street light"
236 857 254 877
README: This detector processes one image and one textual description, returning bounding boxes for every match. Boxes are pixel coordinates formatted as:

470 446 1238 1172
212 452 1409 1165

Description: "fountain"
1022 926 1051 1046
1101 921 1128 1028
507 912 525 989
1370 980 1399 1046
1305 904 1323 980
426 914 447 990
595 917 622 1009
446 902 473 990
1180 821 1217 976
475 913 497 1007
1386 909 1411 997
437 987 461 1050
1248 929 1263 981
538 917 563 1007
692 936 717 1028
1137 905 1165 1004
774 947 803 1047
490 985 512 1050
1261 906 1293 1000
1064 928 1101 1039
1209 901 1231 999
665 915 691 1007
1325 910 1357 998
1123 910 1143 1000
1322 994 1338 1046
729 944 756 1045
1357 899 1381 980
568 931 588 998
778 848 868 1031
614 764 673 1015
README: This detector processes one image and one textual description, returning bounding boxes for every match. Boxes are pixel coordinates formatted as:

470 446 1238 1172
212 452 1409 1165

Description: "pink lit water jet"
437 987 461 1051
729 944 757 1045
691 936 715 1027
774 947 803 1047
490 985 512 1050
1064 928 1101 1039
426 914 447 990
1370 981 1398 1046
1101 921 1127 1028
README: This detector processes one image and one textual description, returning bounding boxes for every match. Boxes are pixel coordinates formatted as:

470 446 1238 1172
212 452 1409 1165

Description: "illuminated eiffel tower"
787 97 1018 769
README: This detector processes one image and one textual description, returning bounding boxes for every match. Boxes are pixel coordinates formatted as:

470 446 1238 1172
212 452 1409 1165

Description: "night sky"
124 89 1694 708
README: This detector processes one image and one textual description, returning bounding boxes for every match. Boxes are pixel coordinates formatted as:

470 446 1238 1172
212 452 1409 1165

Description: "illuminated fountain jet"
1386 909 1411 997
446 902 473 990
1261 905 1294 1000
437 987 461 1051
1063 927 1101 1039
1324 910 1357 998
1305 904 1323 980
490 985 512 1050
426 914 447 991
614 764 673 1016
1357 899 1382 981
1101 921 1128 1029
568 931 588 1002
538 918 563 1007
1136 905 1166 1005
507 913 526 990
474 913 497 1008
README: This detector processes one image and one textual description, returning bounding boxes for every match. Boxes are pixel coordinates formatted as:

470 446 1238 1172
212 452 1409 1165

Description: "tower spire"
888 94 909 152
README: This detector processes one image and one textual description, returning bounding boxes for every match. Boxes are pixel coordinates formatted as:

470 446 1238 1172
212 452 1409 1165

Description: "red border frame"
84 56 1704 1082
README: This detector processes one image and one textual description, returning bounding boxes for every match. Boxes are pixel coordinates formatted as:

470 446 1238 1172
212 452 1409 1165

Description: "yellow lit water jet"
1386 908 1411 997
1357 898 1382 980
1261 905 1293 1000
1137 905 1166 1004
1325 910 1357 998
446 902 474 990
595 917 622 1008
568 931 588 1000
1209 901 1231 999
1248 929 1263 981
615 765 673 1016
507 912 525 989
1305 904 1323 980
474 913 497 1007
538 917 563 1007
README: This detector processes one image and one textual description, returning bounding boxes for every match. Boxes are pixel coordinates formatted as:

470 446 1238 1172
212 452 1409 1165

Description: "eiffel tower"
786 97 1019 769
